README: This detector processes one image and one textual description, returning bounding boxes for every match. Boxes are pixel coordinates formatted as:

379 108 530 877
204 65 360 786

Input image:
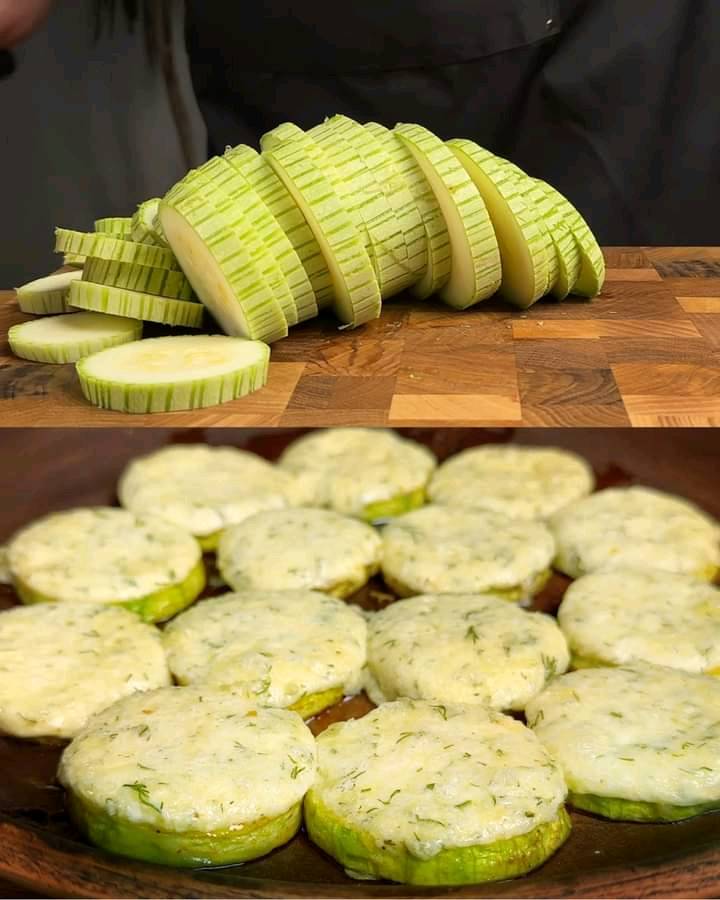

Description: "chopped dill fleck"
465 625 480 644
456 800 472 809
122 781 163 814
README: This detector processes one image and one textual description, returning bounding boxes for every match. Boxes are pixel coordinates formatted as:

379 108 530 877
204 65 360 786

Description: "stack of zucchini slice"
8 116 605 413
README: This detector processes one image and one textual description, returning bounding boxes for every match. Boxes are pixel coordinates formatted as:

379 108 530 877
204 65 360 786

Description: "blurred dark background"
1 0 718 286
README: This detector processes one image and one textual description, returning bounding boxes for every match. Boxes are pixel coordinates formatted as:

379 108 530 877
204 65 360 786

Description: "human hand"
0 0 54 49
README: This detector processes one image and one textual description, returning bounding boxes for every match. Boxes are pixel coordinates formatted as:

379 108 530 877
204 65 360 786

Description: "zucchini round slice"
82 257 195 300
305 698 570 885
68 281 204 328
447 140 550 308
76 334 270 414
7 506 204 623
159 181 288 343
557 568 720 674
308 115 411 297
224 144 332 309
9 311 142 364
162 589 366 715
365 122 434 291
15 269 83 315
94 216 133 237
381 505 555 600
527 666 720 821
550 485 720 580
222 144 318 322
217 507 382 598
54 229 180 270
118 443 296 543
261 125 381 327
174 156 298 327
277 427 436 520
568 792 720 823
394 124 501 308
532 180 605 297
366 593 569 711
130 199 167 247
306 792 571 885
58 687 317 867
0 603 170 740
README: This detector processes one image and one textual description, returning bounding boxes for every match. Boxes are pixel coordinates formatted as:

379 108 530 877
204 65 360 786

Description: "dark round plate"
1 427 719 898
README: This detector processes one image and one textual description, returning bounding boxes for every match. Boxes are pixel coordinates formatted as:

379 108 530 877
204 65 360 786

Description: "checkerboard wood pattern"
2 247 720 426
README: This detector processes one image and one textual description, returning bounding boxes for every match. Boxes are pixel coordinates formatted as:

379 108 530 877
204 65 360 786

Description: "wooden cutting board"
2 247 720 427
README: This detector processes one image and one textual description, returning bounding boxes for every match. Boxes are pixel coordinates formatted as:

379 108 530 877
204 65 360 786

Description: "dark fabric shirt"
186 0 720 245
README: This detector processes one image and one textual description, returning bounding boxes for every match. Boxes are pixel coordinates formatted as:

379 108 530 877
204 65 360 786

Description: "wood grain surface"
2 428 720 900
2 247 720 427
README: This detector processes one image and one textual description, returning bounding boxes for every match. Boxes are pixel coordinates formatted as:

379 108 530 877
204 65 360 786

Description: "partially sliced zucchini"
94 217 133 237
82 257 196 300
76 334 270 414
533 180 605 297
309 115 412 296
225 144 333 309
262 126 381 327
15 270 83 315
54 229 180 270
160 175 289 343
394 124 501 308
130 199 167 247
222 145 318 323
8 312 142 364
68 281 204 328
447 140 550 308
366 122 448 299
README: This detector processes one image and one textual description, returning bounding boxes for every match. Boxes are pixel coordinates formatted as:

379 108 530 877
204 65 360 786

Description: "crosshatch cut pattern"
2 247 720 427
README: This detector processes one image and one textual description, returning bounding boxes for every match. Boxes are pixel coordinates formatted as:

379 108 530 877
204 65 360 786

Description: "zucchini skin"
383 567 552 602
66 790 301 867
569 792 720 823
361 487 426 524
15 558 205 624
304 793 571 885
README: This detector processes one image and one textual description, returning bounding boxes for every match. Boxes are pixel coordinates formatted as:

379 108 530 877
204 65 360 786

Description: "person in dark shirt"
3 0 718 245
184 0 720 245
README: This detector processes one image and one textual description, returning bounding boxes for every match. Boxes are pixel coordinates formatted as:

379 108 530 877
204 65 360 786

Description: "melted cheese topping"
367 594 569 710
381 506 555 597
7 508 201 603
550 486 720 579
310 698 566 858
428 444 594 520
558 568 720 672
278 428 436 517
526 666 720 805
58 686 317 832
217 508 382 595
163 590 366 706
0 603 170 739
118 444 296 538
